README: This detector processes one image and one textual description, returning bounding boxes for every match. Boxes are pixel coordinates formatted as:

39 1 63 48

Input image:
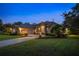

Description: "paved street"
0 35 38 47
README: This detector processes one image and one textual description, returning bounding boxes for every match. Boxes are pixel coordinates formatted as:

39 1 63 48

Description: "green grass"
68 35 79 39
0 35 21 41
0 36 79 56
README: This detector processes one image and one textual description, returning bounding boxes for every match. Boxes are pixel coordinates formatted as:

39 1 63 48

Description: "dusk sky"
0 3 76 24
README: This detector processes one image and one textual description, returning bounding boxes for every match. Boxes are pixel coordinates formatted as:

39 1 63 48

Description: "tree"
63 4 79 34
0 19 4 31
13 21 23 25
4 23 13 28
3 23 14 34
0 19 3 25
51 24 66 38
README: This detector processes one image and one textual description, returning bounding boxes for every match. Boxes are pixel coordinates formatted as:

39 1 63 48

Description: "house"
10 24 36 36
8 21 57 36
35 21 57 35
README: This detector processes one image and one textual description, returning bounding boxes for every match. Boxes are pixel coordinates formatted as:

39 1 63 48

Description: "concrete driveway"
0 35 38 48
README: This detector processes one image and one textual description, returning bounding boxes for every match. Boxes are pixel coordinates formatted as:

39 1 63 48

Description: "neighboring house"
8 21 57 36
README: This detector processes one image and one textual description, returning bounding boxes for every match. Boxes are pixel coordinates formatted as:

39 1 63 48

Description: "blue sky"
0 3 76 24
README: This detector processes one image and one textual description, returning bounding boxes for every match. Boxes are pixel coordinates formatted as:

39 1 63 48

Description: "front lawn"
0 36 79 56
0 35 21 41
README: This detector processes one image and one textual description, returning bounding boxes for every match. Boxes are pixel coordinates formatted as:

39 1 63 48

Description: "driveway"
0 35 38 48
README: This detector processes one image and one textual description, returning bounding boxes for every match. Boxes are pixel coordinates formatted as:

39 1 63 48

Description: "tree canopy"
63 4 79 34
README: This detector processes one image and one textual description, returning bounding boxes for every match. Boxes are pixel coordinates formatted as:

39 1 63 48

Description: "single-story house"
8 21 57 36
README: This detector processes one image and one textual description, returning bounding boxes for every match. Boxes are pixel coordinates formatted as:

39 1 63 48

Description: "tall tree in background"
63 4 79 34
